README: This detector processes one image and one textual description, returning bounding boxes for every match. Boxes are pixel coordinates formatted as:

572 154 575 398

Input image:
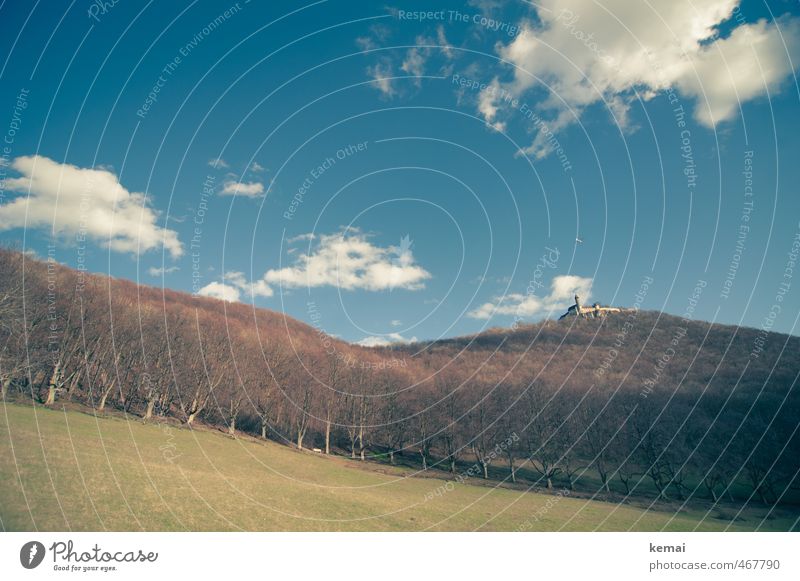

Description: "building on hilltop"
559 294 626 320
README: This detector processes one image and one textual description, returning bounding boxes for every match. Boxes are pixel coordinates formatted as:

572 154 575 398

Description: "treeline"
1 248 798 505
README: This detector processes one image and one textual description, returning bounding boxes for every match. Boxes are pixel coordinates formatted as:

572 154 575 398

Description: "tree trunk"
297 430 304 450
599 471 610 493
158 390 170 417
144 399 155 420
186 397 199 425
652 477 669 501
97 382 115 412
66 372 80 401
324 421 331 454
228 418 236 435
546 477 553 490
45 364 59 405
389 450 395 465
98 391 108 412
1 376 10 400
261 419 268 440
420 449 428 470
506 452 515 483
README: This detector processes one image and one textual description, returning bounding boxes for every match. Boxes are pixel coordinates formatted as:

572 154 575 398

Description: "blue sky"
1 0 799 345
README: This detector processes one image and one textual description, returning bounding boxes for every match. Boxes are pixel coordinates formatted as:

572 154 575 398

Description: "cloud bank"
197 270 274 302
356 332 419 347
219 180 265 198
264 231 431 292
0 155 182 258
197 231 431 303
481 0 800 156
468 274 592 320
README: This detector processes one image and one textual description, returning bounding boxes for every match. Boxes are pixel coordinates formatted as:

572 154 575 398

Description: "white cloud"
263 231 431 292
356 36 378 51
402 47 426 79
224 270 273 298
220 180 265 198
437 25 454 60
356 332 418 347
356 23 390 51
468 274 592 320
1 155 182 258
367 60 395 97
197 281 241 303
208 158 229 169
478 79 507 131
546 274 593 306
148 265 180 276
197 270 274 303
286 232 315 244
249 162 265 173
390 319 402 327
402 35 433 86
198 232 431 301
400 30 455 87
468 293 541 320
482 0 800 156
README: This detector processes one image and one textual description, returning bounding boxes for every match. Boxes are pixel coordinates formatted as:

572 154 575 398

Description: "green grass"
0 402 795 531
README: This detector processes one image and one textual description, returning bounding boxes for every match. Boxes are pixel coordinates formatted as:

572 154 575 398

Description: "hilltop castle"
559 294 626 320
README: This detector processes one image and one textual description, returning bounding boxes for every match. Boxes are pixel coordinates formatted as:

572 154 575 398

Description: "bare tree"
435 368 463 474
321 352 343 454
0 251 30 399
377 371 408 465
414 398 434 471
44 291 87 406
253 341 292 440
581 397 618 493
468 382 493 479
522 386 562 489
356 369 373 461
225 386 246 435
290 351 314 449
183 330 232 426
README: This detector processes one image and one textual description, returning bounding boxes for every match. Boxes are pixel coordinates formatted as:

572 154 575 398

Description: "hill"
0 247 798 525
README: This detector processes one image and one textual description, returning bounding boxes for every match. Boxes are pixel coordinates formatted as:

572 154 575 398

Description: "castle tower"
559 294 626 320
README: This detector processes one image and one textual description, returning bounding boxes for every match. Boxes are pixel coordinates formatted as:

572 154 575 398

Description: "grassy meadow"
0 402 795 532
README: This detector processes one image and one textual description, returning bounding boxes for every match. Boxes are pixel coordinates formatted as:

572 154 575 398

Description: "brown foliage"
1 248 798 504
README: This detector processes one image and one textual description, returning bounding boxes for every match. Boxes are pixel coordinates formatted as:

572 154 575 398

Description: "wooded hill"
1 248 798 506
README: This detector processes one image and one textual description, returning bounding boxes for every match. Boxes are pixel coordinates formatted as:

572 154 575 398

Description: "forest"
1 247 798 506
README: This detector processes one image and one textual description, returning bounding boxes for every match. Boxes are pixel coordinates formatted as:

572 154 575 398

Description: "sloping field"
1 403 794 532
